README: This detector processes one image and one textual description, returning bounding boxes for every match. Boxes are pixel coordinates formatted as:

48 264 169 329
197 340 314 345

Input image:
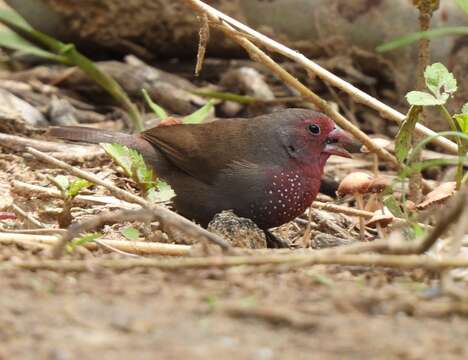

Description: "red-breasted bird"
49 108 353 247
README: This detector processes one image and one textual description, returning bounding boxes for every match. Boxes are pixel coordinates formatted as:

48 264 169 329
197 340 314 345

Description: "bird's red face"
288 114 353 166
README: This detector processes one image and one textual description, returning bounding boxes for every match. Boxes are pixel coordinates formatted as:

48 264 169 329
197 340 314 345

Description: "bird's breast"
247 165 322 229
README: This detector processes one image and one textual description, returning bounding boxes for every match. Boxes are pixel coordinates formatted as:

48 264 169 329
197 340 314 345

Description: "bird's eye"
308 124 321 135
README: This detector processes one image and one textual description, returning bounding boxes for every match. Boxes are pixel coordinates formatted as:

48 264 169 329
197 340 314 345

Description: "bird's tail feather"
48 126 136 147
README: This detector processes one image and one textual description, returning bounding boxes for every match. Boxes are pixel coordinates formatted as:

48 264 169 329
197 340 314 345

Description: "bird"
49 108 353 247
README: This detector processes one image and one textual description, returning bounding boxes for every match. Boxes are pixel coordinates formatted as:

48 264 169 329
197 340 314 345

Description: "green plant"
101 143 175 202
400 63 467 188
49 175 94 227
0 9 143 131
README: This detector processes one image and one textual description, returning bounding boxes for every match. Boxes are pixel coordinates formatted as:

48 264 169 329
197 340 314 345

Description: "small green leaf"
146 180 175 202
101 143 133 176
67 232 102 252
376 27 468 53
405 91 442 106
424 63 457 101
383 195 404 218
68 179 93 198
121 227 141 241
142 89 168 119
54 175 70 192
0 29 67 62
183 100 215 124
395 105 422 162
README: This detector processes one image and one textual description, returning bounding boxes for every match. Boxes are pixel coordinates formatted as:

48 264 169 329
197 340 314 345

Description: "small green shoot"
142 89 168 119
49 175 93 227
183 99 215 124
67 232 102 253
101 143 175 202
142 91 214 124
121 227 141 241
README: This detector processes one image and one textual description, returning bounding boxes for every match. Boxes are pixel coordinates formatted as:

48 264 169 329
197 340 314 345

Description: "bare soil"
2 253 468 359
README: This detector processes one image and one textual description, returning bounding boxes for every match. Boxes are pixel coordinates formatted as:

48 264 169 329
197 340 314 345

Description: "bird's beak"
323 127 355 158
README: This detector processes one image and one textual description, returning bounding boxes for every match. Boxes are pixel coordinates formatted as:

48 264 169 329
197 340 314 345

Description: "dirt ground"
1 258 468 360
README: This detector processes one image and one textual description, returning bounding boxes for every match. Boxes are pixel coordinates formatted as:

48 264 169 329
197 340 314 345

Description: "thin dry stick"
195 13 210 76
184 0 458 155
26 147 231 255
0 232 191 256
5 252 468 273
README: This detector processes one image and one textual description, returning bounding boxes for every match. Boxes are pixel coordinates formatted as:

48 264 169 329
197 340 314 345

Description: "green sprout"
49 175 93 227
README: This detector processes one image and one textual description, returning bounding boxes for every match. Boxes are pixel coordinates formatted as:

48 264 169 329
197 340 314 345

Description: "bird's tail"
48 126 162 163
48 126 136 147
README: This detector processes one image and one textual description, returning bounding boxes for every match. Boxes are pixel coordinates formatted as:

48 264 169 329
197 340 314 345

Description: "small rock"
207 210 267 249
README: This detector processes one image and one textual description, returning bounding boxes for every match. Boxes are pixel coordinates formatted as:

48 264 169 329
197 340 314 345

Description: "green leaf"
146 180 175 202
383 195 404 218
376 27 468 52
455 0 468 15
183 100 215 124
424 63 457 100
0 29 67 62
54 175 70 192
101 143 133 176
142 89 168 119
455 114 468 134
68 179 93 198
395 105 422 162
67 232 102 252
406 91 442 106
121 227 141 241
0 9 34 31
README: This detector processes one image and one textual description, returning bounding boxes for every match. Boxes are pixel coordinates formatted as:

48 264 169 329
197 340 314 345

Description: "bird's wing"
141 121 249 184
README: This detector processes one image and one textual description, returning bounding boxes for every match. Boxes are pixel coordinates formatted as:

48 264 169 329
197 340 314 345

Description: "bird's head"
278 109 353 167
